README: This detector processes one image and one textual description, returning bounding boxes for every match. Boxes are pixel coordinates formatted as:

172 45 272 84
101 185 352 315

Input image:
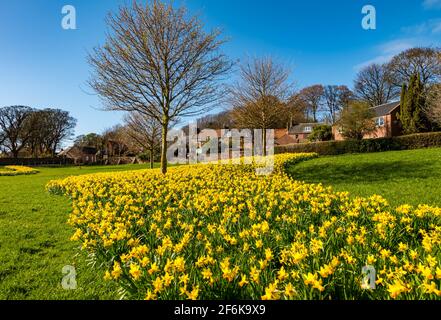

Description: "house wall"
363 115 391 139
82 154 97 164
333 127 344 141
289 133 310 144
333 111 402 141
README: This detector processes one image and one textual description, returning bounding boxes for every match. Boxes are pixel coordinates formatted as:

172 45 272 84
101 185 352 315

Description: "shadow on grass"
287 159 439 185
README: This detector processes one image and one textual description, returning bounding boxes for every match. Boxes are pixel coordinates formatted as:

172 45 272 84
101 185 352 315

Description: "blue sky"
0 0 440 140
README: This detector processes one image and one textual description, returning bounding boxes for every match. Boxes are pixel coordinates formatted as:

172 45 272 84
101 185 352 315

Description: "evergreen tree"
398 74 426 134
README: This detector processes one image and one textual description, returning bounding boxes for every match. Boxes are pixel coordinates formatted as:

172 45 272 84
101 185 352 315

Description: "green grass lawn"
286 147 441 208
0 163 157 300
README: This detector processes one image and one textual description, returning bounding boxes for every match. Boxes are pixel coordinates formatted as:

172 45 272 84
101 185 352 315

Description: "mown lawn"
0 163 157 300
286 147 441 208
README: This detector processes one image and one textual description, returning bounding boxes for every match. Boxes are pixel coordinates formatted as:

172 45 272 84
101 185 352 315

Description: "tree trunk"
149 147 154 169
262 128 267 157
160 118 169 174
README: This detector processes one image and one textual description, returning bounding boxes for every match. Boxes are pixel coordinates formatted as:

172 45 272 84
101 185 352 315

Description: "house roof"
81 146 98 155
275 134 297 146
274 128 289 139
289 123 323 134
58 147 72 156
370 101 400 117
59 146 97 157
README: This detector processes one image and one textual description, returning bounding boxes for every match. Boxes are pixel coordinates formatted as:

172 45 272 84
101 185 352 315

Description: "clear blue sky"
0 0 440 140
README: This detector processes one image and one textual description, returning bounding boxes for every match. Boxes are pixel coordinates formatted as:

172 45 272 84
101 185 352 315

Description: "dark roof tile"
370 101 400 117
289 123 323 134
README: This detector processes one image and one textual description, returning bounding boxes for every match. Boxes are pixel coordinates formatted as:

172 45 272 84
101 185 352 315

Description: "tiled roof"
274 129 289 139
275 134 297 146
289 123 323 134
370 101 400 117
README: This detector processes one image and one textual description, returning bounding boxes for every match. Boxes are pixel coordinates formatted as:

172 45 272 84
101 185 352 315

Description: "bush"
308 125 333 142
275 132 441 156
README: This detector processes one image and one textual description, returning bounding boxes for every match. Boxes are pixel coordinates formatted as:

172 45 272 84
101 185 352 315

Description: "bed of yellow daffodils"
47 153 441 300
0 165 39 176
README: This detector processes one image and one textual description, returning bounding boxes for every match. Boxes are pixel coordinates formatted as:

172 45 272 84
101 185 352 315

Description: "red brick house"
195 126 322 147
333 101 402 141
288 123 324 144
59 146 98 164
274 129 295 146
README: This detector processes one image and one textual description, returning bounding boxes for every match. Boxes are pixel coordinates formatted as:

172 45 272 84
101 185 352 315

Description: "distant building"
288 123 324 144
59 146 98 164
190 125 325 149
273 129 295 146
333 101 402 141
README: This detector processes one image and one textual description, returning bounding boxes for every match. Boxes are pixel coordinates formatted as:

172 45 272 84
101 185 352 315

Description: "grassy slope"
286 147 441 208
0 164 157 300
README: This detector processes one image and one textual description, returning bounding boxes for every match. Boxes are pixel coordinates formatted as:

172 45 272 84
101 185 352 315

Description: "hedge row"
275 131 441 156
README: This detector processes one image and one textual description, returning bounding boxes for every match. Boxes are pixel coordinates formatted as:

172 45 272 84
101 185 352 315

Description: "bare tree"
298 85 324 122
88 0 232 173
323 85 353 124
231 95 287 129
229 57 293 153
198 111 234 130
354 63 398 107
24 109 76 158
102 125 132 158
286 93 308 128
46 109 77 156
124 112 161 168
387 47 441 90
0 106 33 158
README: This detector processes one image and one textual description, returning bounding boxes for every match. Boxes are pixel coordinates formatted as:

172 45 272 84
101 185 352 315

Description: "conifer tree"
398 74 426 134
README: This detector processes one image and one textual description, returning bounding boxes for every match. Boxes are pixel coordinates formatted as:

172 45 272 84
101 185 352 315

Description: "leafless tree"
124 112 161 168
297 85 325 122
354 63 398 107
286 93 308 128
323 85 353 124
197 111 234 130
229 57 293 153
0 106 33 158
27 109 76 157
387 47 441 89
101 125 133 157
88 0 232 173
231 96 287 129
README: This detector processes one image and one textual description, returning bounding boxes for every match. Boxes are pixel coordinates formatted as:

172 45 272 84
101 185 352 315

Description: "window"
375 117 385 127
304 126 312 133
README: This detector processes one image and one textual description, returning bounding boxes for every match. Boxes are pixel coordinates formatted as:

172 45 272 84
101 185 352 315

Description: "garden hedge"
275 132 441 156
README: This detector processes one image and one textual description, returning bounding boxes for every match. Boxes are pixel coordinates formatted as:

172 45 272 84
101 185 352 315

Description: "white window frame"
375 117 385 127
304 126 312 133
